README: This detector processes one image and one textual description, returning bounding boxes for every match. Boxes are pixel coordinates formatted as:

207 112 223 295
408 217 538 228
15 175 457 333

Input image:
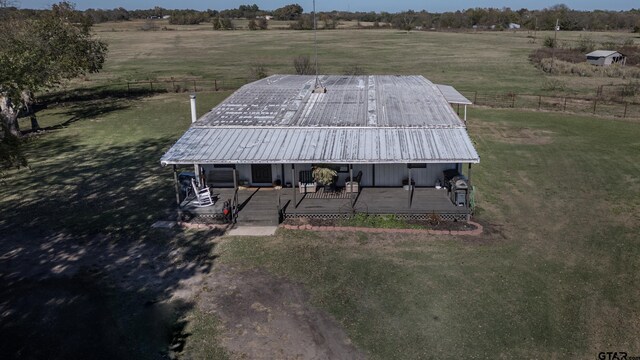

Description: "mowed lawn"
1 88 639 357
219 108 640 358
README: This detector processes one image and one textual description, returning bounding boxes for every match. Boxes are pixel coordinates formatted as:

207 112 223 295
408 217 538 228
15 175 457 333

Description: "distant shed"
586 50 626 66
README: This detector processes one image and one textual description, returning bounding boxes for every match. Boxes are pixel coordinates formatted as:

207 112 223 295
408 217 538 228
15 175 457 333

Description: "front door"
251 164 272 185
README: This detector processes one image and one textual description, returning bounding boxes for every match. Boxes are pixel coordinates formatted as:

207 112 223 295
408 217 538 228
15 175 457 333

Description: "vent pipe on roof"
190 94 197 123
189 94 201 186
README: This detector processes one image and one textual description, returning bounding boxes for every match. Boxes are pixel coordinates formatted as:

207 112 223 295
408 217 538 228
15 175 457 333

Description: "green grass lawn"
2 88 639 357
219 108 640 358
2 24 640 358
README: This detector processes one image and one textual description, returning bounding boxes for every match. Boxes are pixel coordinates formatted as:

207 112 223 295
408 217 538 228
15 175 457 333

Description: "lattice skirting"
284 212 469 222
183 211 226 223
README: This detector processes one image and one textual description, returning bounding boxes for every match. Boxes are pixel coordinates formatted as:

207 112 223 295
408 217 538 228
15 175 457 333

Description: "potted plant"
312 165 338 191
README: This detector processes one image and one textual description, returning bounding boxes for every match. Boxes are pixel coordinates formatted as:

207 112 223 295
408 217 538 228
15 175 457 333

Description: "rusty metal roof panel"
161 127 480 165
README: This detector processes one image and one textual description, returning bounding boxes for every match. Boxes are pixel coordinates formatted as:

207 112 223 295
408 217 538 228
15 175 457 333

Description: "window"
407 163 427 168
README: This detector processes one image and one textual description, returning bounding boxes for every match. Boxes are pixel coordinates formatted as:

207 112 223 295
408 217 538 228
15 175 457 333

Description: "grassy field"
88 21 640 98
1 23 640 358
219 108 640 358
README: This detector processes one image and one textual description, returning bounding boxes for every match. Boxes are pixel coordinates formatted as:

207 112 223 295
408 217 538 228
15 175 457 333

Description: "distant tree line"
2 3 639 32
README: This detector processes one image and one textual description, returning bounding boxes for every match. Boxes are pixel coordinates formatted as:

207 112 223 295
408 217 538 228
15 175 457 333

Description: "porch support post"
464 105 467 122
407 165 412 208
467 164 472 208
232 166 238 190
349 164 354 209
194 164 200 187
372 164 376 187
172 165 183 219
291 164 297 209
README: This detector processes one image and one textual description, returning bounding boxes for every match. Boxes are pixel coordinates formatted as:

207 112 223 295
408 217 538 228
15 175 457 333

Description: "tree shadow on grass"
0 133 225 358
1 134 180 236
22 87 165 135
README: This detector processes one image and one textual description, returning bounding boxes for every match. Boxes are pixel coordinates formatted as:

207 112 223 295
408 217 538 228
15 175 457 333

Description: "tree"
274 4 303 21
257 17 268 30
0 0 18 8
0 2 108 136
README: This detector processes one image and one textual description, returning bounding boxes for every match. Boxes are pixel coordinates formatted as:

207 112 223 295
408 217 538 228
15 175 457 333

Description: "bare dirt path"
198 265 366 360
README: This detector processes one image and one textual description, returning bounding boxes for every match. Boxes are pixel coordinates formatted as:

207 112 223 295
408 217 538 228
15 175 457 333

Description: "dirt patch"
198 265 366 360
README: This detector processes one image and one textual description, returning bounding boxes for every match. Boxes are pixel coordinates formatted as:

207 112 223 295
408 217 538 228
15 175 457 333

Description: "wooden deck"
181 187 469 224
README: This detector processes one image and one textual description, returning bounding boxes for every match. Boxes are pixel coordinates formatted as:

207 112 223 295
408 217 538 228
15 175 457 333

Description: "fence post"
193 80 197 93
474 91 477 104
563 97 567 112
623 102 628 118
214 79 218 91
172 79 176 92
538 95 542 110
593 99 597 114
511 93 516 108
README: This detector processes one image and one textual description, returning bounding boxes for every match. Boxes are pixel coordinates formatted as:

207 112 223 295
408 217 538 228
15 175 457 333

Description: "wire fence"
122 78 250 93
459 90 640 120
53 78 640 120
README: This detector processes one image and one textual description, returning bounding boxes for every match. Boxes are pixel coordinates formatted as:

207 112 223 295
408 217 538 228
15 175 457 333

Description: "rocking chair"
190 179 215 207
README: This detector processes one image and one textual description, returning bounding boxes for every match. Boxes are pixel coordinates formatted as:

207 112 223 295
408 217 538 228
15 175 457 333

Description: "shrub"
577 35 596 53
289 15 313 30
212 17 234 30
257 18 268 30
343 65 366 75
249 62 268 80
293 55 314 75
247 19 258 30
543 36 557 48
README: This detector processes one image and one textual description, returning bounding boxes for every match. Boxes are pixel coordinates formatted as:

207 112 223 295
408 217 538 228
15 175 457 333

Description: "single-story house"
161 75 480 224
586 50 626 66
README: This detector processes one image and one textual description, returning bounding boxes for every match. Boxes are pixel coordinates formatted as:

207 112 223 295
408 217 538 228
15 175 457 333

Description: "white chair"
191 179 214 207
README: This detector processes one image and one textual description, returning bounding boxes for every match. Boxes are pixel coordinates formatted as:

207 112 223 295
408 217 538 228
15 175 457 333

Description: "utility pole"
550 18 559 72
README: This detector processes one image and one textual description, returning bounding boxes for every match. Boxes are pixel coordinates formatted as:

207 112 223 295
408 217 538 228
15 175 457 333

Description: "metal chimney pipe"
190 94 197 123
190 94 200 186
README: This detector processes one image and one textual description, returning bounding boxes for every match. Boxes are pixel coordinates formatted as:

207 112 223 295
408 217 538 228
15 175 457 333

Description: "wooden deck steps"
236 189 280 226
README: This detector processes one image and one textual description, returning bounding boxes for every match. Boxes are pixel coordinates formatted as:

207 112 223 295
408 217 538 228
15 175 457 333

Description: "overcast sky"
17 1 638 12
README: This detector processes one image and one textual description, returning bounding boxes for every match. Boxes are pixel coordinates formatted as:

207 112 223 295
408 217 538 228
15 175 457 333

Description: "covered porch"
179 185 472 224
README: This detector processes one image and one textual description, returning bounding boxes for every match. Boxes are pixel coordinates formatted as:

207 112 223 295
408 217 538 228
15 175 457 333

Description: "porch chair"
190 179 215 207
298 170 317 194
345 171 363 193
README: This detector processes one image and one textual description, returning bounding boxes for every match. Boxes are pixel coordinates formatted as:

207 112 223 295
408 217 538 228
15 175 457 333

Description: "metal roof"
586 50 623 58
195 75 464 127
160 127 479 165
161 75 480 165
436 84 473 105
